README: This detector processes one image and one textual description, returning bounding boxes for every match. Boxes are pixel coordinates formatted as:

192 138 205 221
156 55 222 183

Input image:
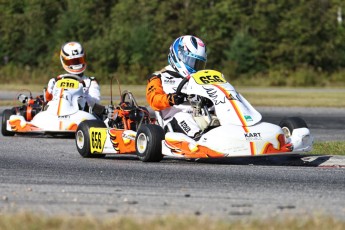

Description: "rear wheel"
75 120 106 158
135 124 164 162
279 117 308 138
1 109 15 136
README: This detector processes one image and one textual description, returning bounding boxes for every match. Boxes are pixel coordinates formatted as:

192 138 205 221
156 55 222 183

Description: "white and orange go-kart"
1 74 98 136
75 70 313 162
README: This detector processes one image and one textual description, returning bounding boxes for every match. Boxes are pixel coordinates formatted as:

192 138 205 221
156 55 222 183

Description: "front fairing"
7 77 97 133
184 70 262 126
30 110 96 131
47 78 84 116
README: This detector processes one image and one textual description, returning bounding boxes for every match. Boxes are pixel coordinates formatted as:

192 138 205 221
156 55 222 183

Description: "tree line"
1 0 345 86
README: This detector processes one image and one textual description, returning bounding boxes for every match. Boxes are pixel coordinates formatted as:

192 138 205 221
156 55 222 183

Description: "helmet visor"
178 49 206 72
186 58 206 72
62 56 86 66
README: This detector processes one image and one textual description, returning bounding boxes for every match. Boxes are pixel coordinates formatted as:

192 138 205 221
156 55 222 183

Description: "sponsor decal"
122 133 135 141
163 76 176 85
204 87 225 105
179 120 191 133
147 85 155 94
58 115 71 119
244 115 253 122
72 49 79 55
244 132 262 141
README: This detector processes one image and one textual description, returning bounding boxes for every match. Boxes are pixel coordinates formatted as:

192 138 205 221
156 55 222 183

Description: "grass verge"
240 90 345 107
0 213 344 230
1 84 345 108
310 141 345 156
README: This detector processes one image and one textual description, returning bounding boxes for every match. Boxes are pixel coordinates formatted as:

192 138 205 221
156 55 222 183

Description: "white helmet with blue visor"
168 35 207 78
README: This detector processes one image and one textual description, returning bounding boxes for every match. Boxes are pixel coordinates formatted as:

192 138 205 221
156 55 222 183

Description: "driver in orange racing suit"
146 35 207 139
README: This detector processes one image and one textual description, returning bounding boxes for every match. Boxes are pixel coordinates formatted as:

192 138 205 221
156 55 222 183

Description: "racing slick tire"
279 117 308 138
135 124 164 162
1 109 15 136
75 120 106 158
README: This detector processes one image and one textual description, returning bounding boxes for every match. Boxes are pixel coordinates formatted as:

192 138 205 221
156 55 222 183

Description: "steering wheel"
175 77 190 95
57 74 86 87
120 90 139 108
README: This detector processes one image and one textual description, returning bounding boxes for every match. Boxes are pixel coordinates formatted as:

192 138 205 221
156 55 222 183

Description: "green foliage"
225 31 261 76
286 65 321 86
231 66 332 87
1 0 345 84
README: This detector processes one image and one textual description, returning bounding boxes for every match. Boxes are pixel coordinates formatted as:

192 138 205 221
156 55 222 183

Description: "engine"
16 94 44 121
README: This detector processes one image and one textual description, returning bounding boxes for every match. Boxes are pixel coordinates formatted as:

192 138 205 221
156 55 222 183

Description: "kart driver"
45 41 101 110
146 35 207 139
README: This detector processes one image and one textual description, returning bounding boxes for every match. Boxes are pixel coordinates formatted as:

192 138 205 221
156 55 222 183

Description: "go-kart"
75 90 155 158
75 69 313 162
1 74 99 136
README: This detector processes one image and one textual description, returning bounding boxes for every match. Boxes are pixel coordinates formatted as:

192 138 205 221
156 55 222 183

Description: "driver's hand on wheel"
168 93 186 106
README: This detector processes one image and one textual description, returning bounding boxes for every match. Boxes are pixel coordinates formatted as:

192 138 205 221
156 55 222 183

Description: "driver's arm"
83 77 101 107
45 78 56 102
146 75 175 111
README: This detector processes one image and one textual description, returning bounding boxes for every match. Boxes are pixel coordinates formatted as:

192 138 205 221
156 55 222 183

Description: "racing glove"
168 93 186 106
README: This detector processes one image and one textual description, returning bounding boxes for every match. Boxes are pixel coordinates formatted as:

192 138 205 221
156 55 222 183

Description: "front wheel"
1 109 15 136
135 124 164 162
279 117 308 138
75 120 106 158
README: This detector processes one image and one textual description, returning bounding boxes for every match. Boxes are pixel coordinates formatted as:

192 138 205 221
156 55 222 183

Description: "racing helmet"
60 41 87 74
168 35 207 78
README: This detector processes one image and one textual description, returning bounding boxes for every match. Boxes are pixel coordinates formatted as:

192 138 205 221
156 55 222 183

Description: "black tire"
75 120 106 158
1 109 15 136
135 124 164 162
279 117 308 138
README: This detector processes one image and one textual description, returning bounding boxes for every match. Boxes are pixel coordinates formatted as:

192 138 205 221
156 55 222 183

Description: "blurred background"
1 0 345 87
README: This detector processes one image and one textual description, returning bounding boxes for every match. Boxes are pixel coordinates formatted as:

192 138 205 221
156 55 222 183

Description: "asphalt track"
0 106 345 220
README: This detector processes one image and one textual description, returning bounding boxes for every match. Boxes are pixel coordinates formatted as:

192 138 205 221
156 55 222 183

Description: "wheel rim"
282 127 292 138
76 130 85 149
137 133 148 154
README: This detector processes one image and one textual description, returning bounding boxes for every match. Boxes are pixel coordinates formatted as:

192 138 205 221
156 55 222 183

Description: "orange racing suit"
146 65 201 138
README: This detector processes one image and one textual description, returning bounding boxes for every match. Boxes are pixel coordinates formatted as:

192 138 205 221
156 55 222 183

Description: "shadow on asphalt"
193 154 332 167
101 154 335 167
12 133 75 139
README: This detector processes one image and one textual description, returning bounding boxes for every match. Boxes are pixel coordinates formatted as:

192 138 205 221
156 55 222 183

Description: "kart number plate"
56 79 79 89
193 70 226 85
89 128 107 153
